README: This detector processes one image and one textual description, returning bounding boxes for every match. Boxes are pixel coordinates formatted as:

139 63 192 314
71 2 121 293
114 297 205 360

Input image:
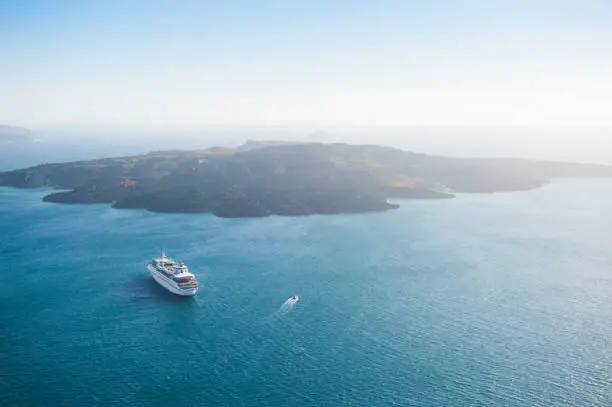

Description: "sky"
1 0 612 128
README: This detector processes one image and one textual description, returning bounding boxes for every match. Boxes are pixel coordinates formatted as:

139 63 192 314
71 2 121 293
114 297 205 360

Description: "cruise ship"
147 251 198 296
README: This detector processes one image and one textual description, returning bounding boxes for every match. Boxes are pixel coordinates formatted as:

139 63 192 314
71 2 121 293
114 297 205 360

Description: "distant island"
1 140 611 218
0 125 36 142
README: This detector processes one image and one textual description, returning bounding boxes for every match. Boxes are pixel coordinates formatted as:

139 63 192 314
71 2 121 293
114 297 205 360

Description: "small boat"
288 295 299 303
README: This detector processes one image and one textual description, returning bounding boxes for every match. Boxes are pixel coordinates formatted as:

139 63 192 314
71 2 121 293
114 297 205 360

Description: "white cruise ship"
147 251 198 296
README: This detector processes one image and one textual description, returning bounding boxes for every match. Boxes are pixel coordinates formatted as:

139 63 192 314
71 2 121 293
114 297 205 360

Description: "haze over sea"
0 137 611 406
2 125 612 171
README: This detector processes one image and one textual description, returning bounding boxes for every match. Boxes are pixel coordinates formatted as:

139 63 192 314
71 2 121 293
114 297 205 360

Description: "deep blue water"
1 180 611 406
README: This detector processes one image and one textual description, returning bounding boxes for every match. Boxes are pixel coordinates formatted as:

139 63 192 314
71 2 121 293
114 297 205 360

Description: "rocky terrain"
1 141 611 218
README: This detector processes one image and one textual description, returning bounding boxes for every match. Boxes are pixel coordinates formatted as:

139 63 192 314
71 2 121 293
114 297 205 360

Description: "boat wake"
278 295 299 314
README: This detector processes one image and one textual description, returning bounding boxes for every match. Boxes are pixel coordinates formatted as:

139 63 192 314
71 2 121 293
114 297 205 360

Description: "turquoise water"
1 181 611 406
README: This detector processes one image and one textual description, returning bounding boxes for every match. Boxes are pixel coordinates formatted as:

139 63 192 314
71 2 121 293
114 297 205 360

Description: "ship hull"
147 264 198 296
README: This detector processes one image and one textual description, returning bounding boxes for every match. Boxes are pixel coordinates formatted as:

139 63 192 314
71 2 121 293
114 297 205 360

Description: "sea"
0 139 611 406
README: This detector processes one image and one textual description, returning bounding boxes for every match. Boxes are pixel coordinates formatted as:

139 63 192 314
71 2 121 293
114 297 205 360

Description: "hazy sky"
1 0 611 128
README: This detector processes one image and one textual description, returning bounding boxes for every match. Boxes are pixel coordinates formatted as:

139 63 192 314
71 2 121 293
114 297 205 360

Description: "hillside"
1 141 611 217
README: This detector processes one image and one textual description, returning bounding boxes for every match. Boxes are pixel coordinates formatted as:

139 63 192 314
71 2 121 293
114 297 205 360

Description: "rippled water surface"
1 180 611 406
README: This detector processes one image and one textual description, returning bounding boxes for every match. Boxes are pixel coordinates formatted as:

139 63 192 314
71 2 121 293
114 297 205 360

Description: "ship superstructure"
147 251 198 296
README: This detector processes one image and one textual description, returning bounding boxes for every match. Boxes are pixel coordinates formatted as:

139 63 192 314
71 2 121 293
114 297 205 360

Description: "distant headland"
0 125 36 142
1 140 611 218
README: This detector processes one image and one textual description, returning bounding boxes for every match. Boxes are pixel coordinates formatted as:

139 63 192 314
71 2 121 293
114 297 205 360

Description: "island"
1 140 611 218
0 125 36 143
